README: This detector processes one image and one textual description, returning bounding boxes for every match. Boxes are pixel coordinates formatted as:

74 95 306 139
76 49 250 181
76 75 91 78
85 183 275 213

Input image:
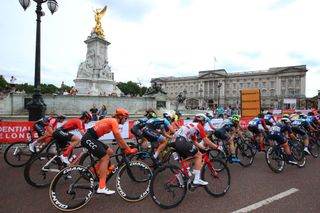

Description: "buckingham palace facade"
151 65 308 109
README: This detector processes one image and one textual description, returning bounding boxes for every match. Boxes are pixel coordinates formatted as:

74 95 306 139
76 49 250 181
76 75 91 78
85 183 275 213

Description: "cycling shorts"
173 136 198 159
248 125 260 134
214 128 231 141
81 129 109 159
268 131 285 144
291 126 307 139
142 127 164 143
52 128 74 149
33 123 46 137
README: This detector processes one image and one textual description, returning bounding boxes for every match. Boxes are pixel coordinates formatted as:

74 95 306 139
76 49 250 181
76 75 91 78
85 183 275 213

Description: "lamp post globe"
19 0 58 121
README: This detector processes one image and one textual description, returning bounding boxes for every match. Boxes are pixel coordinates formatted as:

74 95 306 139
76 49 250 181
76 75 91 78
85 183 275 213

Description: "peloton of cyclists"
80 108 137 195
29 114 66 153
52 111 92 164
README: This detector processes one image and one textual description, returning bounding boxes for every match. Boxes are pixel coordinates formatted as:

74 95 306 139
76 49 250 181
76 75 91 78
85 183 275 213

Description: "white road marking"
232 188 299 213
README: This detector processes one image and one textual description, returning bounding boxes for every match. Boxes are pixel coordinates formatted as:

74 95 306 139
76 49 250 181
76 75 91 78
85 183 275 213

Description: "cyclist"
264 112 277 127
81 108 137 195
172 111 182 130
248 113 269 152
205 112 216 131
130 109 157 149
52 111 92 164
290 114 313 155
214 116 241 163
307 112 320 129
141 112 176 160
172 114 222 185
268 118 298 165
29 114 66 152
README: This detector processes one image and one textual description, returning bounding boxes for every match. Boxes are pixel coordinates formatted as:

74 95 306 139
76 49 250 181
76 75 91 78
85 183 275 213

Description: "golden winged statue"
92 5 107 37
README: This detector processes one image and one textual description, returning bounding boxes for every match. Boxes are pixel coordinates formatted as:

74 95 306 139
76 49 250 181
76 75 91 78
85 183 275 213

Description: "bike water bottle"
69 154 77 163
186 167 192 177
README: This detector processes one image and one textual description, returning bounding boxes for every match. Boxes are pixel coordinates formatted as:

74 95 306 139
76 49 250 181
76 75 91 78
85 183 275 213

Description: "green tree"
16 83 33 93
117 81 146 96
0 75 8 91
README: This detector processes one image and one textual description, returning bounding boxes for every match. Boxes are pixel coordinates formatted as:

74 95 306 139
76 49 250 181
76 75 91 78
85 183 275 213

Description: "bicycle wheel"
236 142 254 167
291 142 306 168
49 165 95 212
115 142 137 163
4 141 32 167
150 164 187 209
265 146 285 173
201 158 231 197
116 160 152 202
24 153 63 188
308 138 320 158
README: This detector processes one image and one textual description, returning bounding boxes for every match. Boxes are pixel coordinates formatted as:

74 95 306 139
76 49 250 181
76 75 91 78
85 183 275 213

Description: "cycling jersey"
269 123 289 145
93 118 121 138
174 122 207 141
130 118 148 139
60 118 86 132
33 116 56 136
264 114 275 126
141 118 171 143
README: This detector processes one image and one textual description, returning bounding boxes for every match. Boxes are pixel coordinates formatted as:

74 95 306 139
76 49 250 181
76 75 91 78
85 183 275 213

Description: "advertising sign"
240 89 261 118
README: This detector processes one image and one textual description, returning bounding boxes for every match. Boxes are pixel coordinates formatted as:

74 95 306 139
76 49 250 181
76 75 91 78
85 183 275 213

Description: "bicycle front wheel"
49 165 95 212
150 164 187 209
4 141 32 167
236 142 254 167
309 138 320 158
202 158 231 197
24 153 63 187
116 160 152 202
265 146 285 173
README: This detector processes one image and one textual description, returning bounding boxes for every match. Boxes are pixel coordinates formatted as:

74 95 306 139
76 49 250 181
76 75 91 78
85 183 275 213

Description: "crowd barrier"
0 115 308 143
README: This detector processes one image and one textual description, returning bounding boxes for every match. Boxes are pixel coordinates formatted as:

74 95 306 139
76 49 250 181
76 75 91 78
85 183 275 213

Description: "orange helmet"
115 108 129 118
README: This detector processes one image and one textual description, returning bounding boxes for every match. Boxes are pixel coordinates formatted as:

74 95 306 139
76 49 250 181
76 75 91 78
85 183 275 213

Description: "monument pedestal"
74 32 120 96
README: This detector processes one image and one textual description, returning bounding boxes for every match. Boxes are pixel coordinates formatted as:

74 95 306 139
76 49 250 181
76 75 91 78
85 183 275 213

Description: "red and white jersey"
174 122 207 141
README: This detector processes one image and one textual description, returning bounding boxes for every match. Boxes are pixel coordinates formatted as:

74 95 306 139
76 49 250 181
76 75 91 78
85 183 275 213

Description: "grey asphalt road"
1 145 320 213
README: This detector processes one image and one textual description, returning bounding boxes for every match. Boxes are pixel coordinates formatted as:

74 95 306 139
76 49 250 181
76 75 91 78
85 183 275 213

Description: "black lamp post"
217 82 222 107
19 0 58 121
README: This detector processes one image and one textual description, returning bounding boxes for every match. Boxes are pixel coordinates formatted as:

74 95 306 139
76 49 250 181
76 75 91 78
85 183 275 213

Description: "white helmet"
195 114 207 122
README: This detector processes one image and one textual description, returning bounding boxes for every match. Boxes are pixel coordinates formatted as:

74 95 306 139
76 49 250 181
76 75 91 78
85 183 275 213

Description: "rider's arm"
114 132 130 149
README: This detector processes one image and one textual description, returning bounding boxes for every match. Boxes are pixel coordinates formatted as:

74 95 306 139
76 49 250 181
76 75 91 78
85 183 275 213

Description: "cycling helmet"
231 115 240 123
266 111 273 115
282 114 290 118
81 111 92 120
280 118 291 124
194 114 207 122
115 108 129 118
299 114 307 119
258 113 264 118
205 112 214 119
146 111 157 119
163 112 173 121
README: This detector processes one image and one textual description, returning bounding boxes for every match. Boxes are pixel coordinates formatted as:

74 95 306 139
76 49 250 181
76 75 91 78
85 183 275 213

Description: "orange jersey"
93 118 120 138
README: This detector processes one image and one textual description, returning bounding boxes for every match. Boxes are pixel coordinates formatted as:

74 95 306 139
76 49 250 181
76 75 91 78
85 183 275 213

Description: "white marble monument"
74 6 121 96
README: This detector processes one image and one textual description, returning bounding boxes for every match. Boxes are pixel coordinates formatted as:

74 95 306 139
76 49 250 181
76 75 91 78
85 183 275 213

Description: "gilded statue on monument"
92 5 107 37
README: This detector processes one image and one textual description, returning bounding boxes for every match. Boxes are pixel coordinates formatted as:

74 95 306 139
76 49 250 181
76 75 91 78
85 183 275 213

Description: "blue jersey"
291 118 310 129
248 117 262 126
219 119 236 132
145 117 171 131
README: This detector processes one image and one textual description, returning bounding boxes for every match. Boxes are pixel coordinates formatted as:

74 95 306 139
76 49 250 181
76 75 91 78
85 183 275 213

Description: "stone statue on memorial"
92 6 107 37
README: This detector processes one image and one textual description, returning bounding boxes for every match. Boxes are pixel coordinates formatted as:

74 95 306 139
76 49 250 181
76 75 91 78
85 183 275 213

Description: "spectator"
9 76 17 92
217 106 224 118
97 105 108 120
90 104 99 121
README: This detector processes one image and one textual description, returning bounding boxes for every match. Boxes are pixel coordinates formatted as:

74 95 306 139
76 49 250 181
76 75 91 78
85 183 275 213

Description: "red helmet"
81 111 92 120
115 108 129 118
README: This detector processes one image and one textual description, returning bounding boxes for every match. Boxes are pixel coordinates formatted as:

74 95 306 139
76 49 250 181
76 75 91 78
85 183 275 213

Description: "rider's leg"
154 136 167 159
62 135 81 157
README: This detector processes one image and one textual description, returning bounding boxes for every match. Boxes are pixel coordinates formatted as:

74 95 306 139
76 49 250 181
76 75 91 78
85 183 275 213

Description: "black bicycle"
265 139 306 173
49 148 152 212
4 130 56 167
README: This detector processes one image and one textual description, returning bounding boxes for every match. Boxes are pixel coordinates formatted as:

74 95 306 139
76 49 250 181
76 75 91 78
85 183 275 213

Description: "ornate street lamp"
217 82 222 107
19 0 58 121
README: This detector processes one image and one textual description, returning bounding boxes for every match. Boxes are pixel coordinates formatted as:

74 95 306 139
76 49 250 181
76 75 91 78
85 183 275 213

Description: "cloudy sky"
1 0 319 97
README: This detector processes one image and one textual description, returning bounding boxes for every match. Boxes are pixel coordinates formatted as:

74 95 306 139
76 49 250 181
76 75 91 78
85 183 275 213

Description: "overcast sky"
1 0 319 97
